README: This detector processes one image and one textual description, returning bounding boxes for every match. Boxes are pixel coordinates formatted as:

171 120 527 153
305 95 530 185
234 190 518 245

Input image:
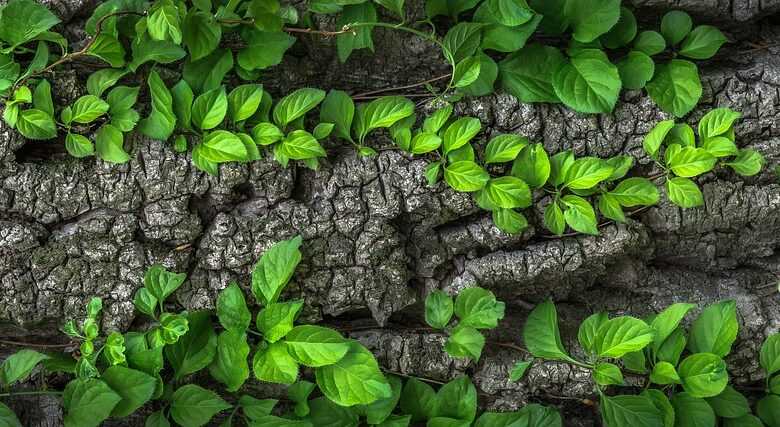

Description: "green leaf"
315 341 391 406
445 325 485 361
698 108 741 140
86 69 126 98
442 23 484 63
228 84 263 123
192 144 219 175
192 86 227 130
492 209 528 234
601 7 637 48
129 33 187 71
523 300 574 362
679 352 729 397
441 117 481 154
671 393 715 427
688 300 738 357
435 376 477 421
281 130 326 160
564 157 614 189
201 130 249 163
760 334 780 376
562 194 598 235
273 88 326 128
701 136 738 158
425 0 480 19
666 177 703 208
668 146 717 177
544 201 566 235
598 193 625 222
148 0 182 43
400 378 437 422
548 150 574 187
158 313 189 345
609 177 660 207
643 119 675 159
356 374 402 424
757 395 780 427
70 95 110 124
32 80 53 118
725 415 766 427
374 0 404 17
484 134 527 164
425 161 442 186
183 48 233 93
650 302 696 351
425 290 454 329
251 236 302 305
182 10 221 61
16 109 56 140
500 44 566 103
321 90 355 142
657 327 689 366
661 11 693 45
617 51 655 90
101 366 156 417
593 362 624 386
143 264 185 302
444 161 490 192
647 60 702 118
256 300 303 343
170 384 231 427
0 402 21 427
484 176 532 209
553 49 621 113
680 25 726 60
0 349 48 385
650 361 680 385
452 56 482 88
63 379 121 427
0 0 60 47
65 133 94 158
634 30 667 56
461 52 498 96
336 2 377 62
170 80 194 131
252 122 284 146
578 312 609 354
285 325 350 367
217 283 251 332
600 394 664 427
454 287 505 329
642 389 675 427
564 0 621 43
138 70 176 140
705 386 749 418
409 132 441 154
237 29 295 71
95 123 129 164
594 316 655 358
209 329 250 392
422 105 452 134
253 340 299 384
308 396 360 426
511 143 550 188
356 96 415 142
87 35 126 67
165 311 218 379
726 149 764 176
239 395 278 421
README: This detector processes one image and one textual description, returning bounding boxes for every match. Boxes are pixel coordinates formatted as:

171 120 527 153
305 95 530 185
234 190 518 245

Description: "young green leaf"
147 0 183 44
609 177 660 206
726 149 764 176
192 86 228 130
634 30 667 56
138 70 176 140
200 130 249 163
170 384 231 427
256 300 303 343
441 117 481 154
680 25 727 60
668 146 717 177
553 50 621 114
543 201 566 235
165 311 218 379
336 2 377 62
666 177 703 208
593 362 624 386
564 157 614 189
143 264 186 303
182 10 221 61
101 366 157 417
661 10 693 45
251 236 302 305
698 108 741 140
650 302 696 351
452 56 482 88
617 51 655 90
594 316 655 358
484 134 527 164
484 176 532 209
216 282 251 332
454 287 505 329
253 341 299 384
252 122 285 146
702 136 738 158
650 361 680 385
315 342 391 406
705 386 750 418
499 44 566 103
280 130 326 160
600 394 664 427
646 60 702 117
273 88 326 128
492 208 528 234
688 300 738 357
65 133 94 158
442 22 484 63
444 161 490 192
209 329 250 392
356 96 415 142
410 132 442 154
170 81 194 130
598 193 625 222
320 90 355 142
509 360 532 382
562 195 598 235
63 379 121 427
16 109 56 140
357 374 403 425
523 300 575 362
445 325 485 361
422 105 452 135
94 123 130 164
228 84 263 123
511 143 550 188
285 325 350 367
425 290 454 329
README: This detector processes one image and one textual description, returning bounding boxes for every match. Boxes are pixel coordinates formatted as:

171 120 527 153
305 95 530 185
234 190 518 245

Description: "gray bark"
1 0 779 425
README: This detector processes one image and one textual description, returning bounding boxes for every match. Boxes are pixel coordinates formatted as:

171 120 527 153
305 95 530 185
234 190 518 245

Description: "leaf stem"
0 390 63 398
351 73 451 98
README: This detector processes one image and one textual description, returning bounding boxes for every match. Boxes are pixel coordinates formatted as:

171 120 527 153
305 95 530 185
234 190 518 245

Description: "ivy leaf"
138 70 176 140
661 11 693 45
617 51 655 90
646 59 702 117
594 316 655 358
16 109 56 140
445 325 485 361
320 90 355 142
273 88 326 128
562 195 598 235
251 236 302 305
666 177 703 208
101 366 157 417
165 311 218 380
425 290 454 329
500 44 565 103
444 161 490 192
253 341 299 384
228 84 263 123
634 30 667 56
680 25 726 59
544 201 566 235
182 10 221 61
285 325 350 367
511 143 550 188
668 146 717 177
256 300 303 343
0 0 60 48
600 394 664 427
95 123 130 164
216 282 251 332
170 385 231 427
237 29 295 71
726 149 764 176
336 2 377 62
315 342 392 406
687 300 738 357
454 287 505 329
209 329 250 392
63 379 121 427
523 300 575 362
553 49 621 114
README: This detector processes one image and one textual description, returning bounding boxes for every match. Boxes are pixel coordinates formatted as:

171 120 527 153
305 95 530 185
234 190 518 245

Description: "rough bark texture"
1 0 779 425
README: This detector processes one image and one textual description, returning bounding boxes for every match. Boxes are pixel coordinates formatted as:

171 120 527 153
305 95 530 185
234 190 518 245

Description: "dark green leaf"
165 311 218 379
170 384 231 427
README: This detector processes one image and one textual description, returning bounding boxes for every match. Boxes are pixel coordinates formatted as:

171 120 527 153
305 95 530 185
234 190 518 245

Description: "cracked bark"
0 0 779 425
